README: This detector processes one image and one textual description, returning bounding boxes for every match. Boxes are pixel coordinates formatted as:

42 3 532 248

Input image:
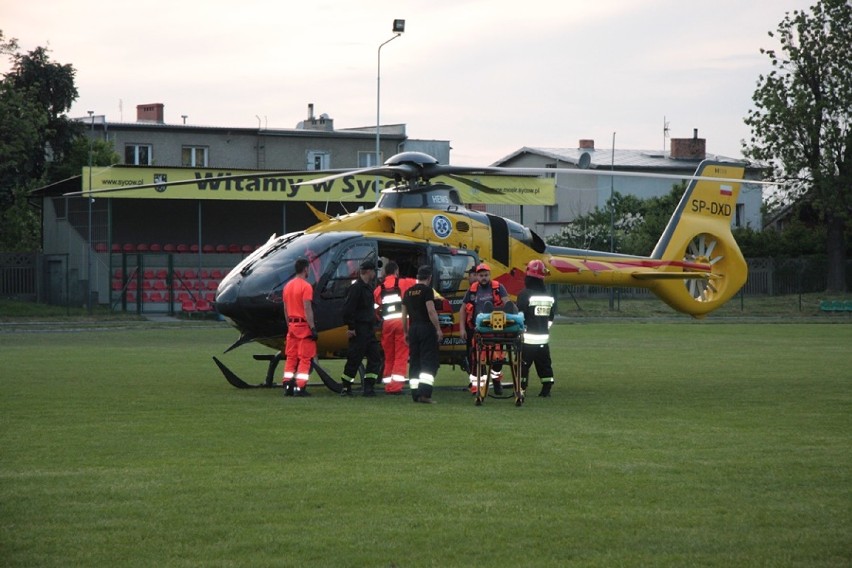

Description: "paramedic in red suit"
282 257 317 397
373 260 416 394
458 263 510 394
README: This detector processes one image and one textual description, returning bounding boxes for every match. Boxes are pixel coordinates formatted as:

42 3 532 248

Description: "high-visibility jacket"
464 280 504 329
374 275 416 321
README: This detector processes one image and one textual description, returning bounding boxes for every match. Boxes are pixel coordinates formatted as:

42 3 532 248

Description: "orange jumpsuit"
374 275 416 393
283 277 316 390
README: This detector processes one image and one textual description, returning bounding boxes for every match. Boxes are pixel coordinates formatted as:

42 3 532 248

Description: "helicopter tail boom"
644 160 748 317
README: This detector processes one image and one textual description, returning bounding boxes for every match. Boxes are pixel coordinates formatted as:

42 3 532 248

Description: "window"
307 151 330 170
433 253 476 294
320 242 375 299
182 146 208 167
358 151 381 167
125 144 152 165
735 203 745 228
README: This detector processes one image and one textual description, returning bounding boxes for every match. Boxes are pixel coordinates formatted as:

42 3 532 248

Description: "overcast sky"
3 0 812 165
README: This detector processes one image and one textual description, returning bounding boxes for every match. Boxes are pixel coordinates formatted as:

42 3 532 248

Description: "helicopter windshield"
376 185 463 210
222 231 361 304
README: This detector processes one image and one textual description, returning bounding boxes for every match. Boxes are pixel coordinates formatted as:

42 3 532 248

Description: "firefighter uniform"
516 260 556 397
402 266 442 403
341 260 382 396
374 272 416 394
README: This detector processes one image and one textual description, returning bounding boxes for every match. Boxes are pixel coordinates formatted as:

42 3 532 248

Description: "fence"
0 254 848 308
0 253 38 301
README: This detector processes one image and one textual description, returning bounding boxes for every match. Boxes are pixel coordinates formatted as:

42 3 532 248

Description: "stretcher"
472 310 525 406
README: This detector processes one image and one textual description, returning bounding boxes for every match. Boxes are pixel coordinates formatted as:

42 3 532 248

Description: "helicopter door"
316 241 377 332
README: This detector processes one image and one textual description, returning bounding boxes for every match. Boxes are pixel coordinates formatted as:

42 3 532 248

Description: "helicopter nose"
213 278 240 317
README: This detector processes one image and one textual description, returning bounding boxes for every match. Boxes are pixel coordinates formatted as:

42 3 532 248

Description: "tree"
0 30 81 251
743 0 852 292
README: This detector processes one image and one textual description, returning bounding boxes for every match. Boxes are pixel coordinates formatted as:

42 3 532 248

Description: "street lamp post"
87 111 94 313
375 19 405 199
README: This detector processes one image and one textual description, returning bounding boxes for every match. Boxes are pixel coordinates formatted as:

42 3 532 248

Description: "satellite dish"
578 152 592 169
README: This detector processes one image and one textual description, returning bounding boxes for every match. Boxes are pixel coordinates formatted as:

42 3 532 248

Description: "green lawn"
1 322 849 567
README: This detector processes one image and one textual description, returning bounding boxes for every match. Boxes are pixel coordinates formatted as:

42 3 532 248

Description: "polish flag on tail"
720 184 733 196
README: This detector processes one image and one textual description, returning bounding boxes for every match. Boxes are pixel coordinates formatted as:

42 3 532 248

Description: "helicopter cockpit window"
432 253 475 294
376 187 462 210
320 242 377 299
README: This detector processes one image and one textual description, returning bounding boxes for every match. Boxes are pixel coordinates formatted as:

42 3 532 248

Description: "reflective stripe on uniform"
523 332 550 345
528 295 555 317
418 373 434 386
383 312 403 320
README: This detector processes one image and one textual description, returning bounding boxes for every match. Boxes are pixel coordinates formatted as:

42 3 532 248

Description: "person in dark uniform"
340 259 382 396
517 259 557 397
402 265 443 404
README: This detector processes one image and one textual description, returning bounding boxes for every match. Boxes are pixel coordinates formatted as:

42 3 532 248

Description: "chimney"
670 129 706 160
579 139 595 150
307 103 314 120
136 103 164 123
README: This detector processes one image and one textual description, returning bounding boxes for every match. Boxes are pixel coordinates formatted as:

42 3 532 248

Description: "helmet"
475 263 491 273
526 259 549 279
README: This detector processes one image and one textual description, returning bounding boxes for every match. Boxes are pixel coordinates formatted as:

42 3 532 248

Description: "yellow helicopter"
199 151 750 391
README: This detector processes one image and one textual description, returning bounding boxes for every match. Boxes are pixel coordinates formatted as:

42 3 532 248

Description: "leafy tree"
0 30 82 251
743 0 852 291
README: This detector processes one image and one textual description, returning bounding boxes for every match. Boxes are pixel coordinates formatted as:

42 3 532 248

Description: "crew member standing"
373 261 416 394
458 263 510 394
402 265 443 404
340 259 383 396
517 259 557 397
282 257 317 397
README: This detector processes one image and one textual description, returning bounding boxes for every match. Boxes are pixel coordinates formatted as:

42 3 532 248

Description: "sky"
2 0 813 165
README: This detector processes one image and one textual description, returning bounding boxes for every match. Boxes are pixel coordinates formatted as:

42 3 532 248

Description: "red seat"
95 243 108 253
163 243 176 252
200 269 210 279
111 243 122 252
122 243 135 252
125 291 136 303
210 269 223 280
241 245 254 254
112 280 123 291
177 244 189 253
138 291 150 302
206 280 219 290
156 269 168 279
177 292 192 303
182 300 197 317
203 244 216 254
214 244 227 253
228 244 240 253
149 291 164 303
183 269 197 280
149 243 162 252
144 269 155 279
114 268 124 279
153 280 167 291
195 299 212 312
190 244 199 253
136 243 149 252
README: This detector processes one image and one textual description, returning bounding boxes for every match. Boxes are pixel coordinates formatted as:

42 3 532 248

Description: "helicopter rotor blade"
443 173 502 194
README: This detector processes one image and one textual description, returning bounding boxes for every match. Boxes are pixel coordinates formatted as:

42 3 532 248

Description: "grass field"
1 319 850 567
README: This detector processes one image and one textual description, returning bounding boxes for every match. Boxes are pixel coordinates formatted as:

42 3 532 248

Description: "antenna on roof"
663 116 670 153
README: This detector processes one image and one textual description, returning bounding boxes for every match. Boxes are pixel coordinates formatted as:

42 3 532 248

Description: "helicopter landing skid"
212 355 343 393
